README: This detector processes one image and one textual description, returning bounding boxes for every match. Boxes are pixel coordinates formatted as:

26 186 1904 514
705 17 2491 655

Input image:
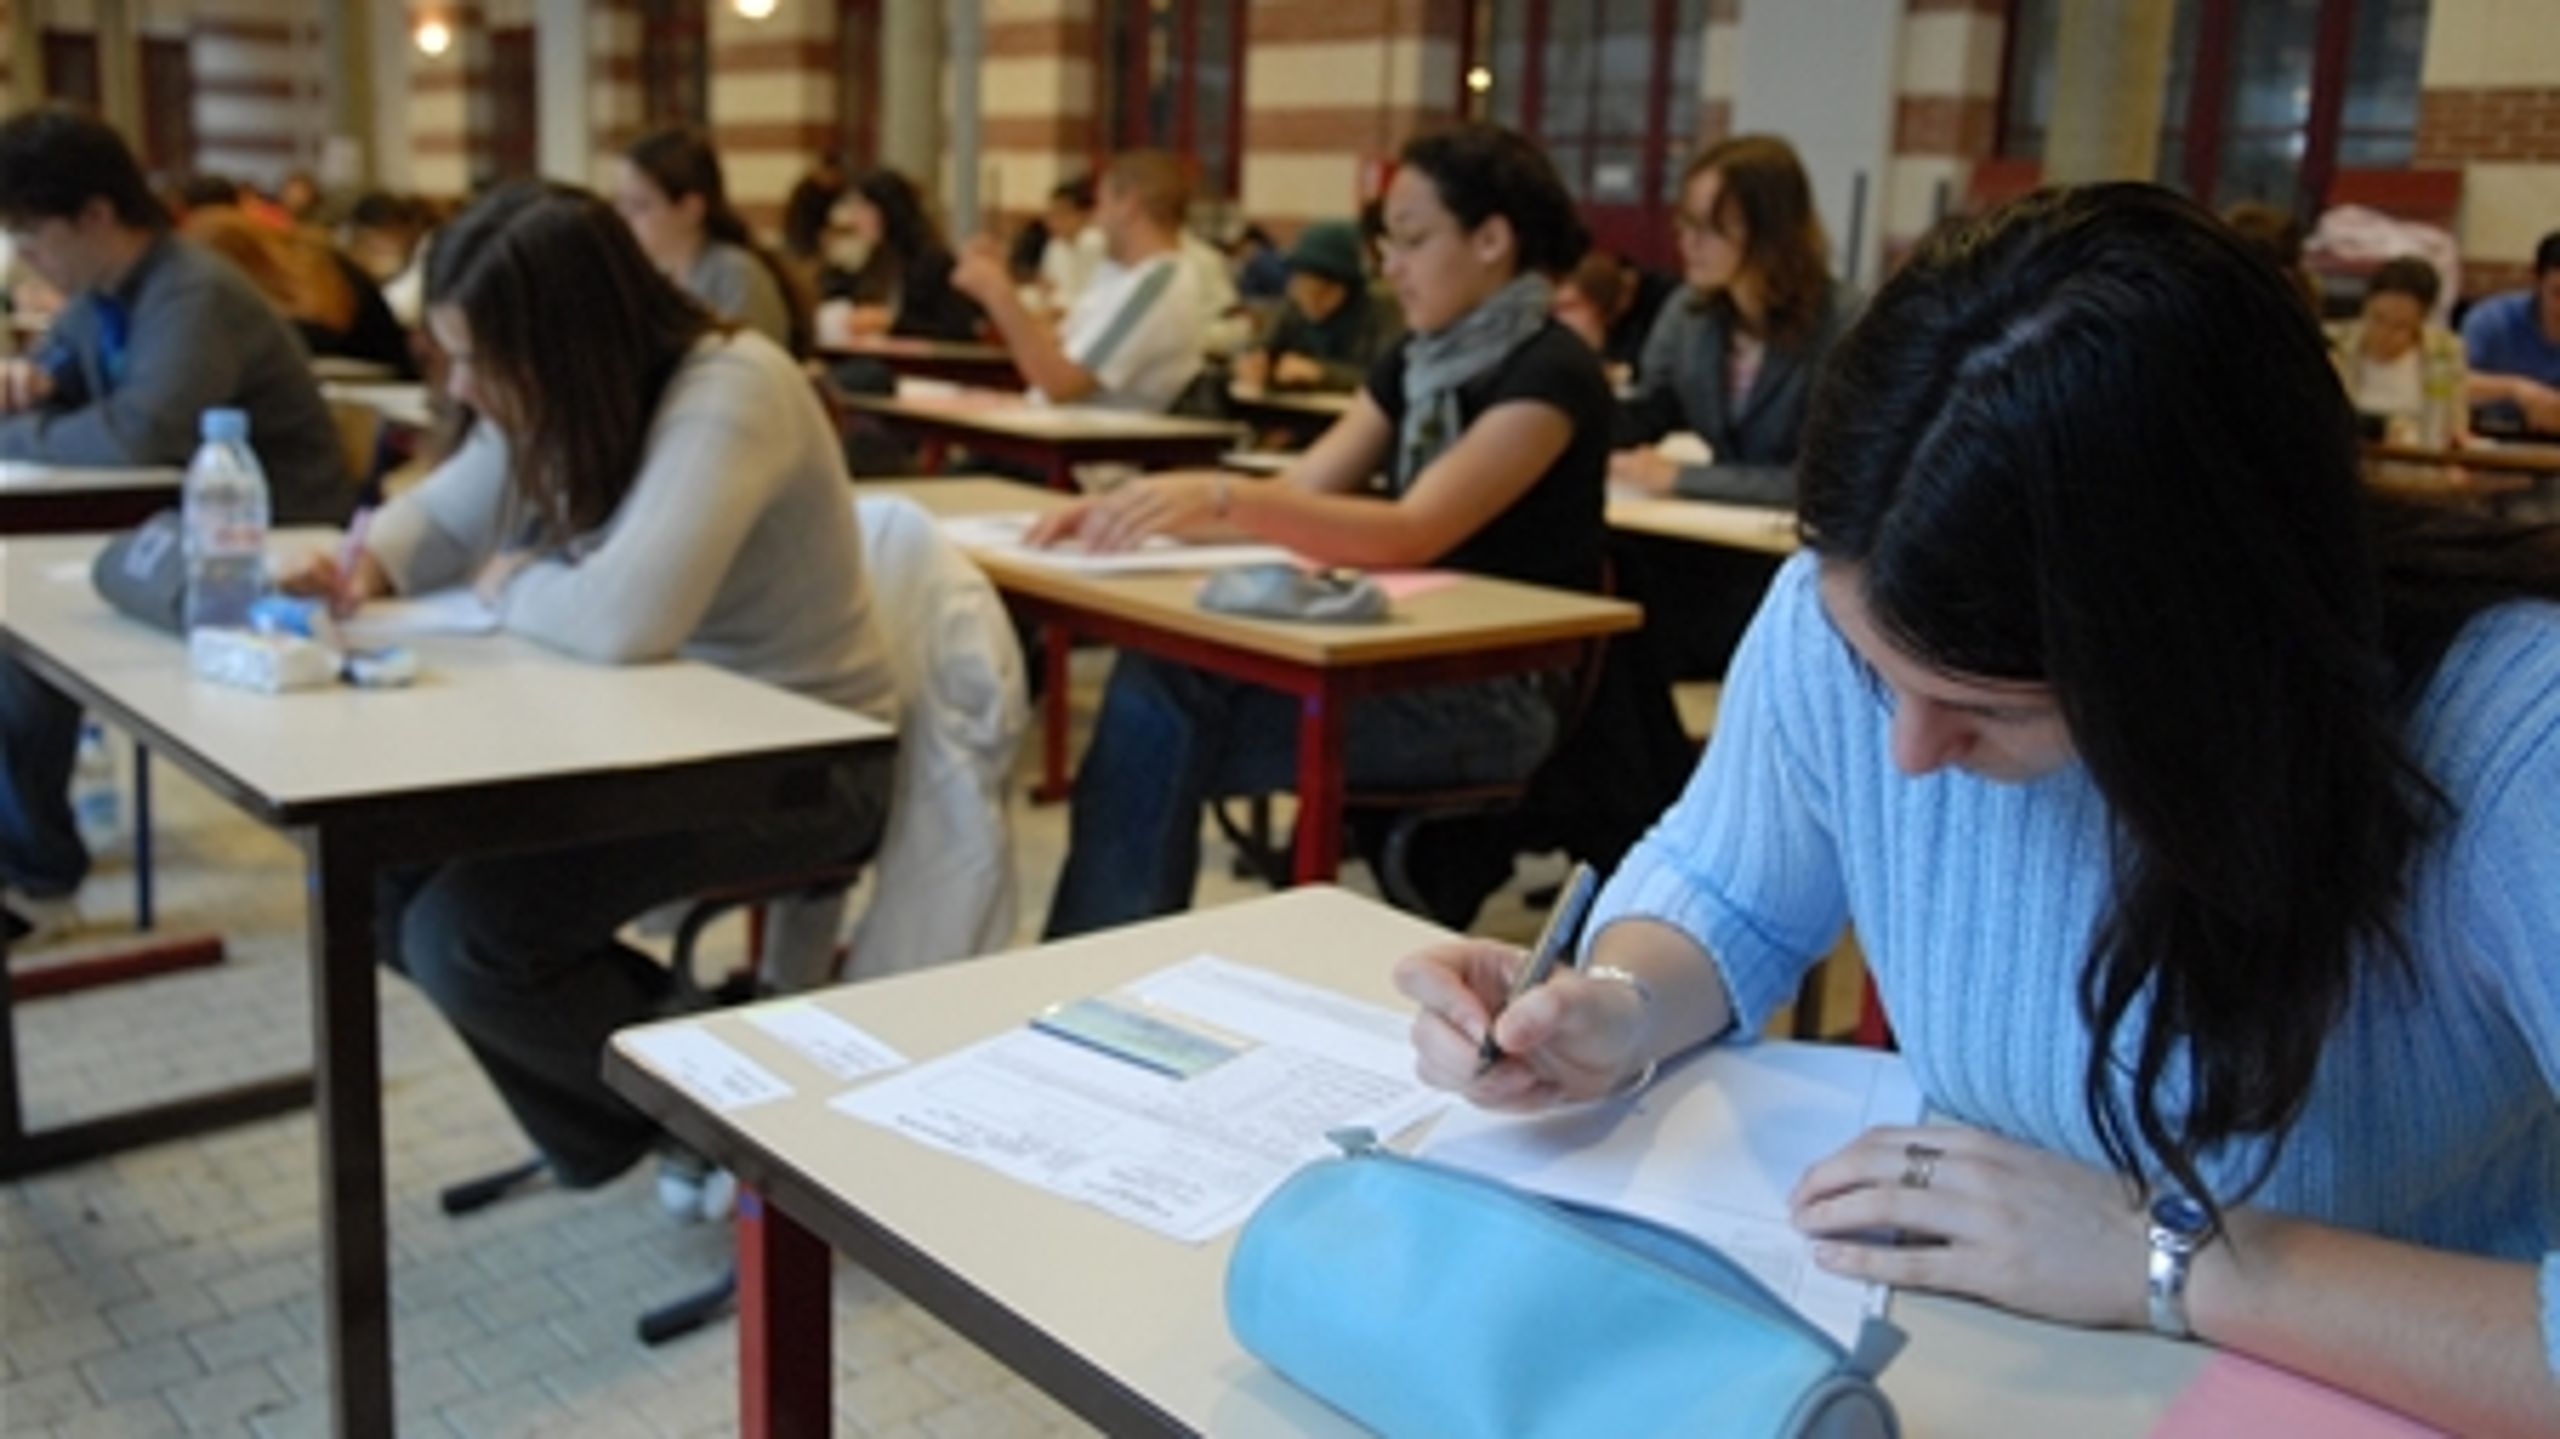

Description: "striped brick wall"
408 1 493 196
587 0 641 187
192 0 327 186
2417 0 2560 300
978 0 1097 235
1698 0 1739 147
1239 0 1465 239
707 0 837 235
0 0 15 114
1881 0 2005 260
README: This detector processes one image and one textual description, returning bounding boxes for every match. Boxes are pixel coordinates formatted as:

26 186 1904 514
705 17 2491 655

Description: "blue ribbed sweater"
1588 553 2560 1377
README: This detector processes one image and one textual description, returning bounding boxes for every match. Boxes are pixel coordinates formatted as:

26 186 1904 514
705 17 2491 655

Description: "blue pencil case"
1225 1129 1904 1439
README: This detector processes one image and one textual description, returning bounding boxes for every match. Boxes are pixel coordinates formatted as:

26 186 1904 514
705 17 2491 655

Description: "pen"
333 506 373 618
1475 861 1600 1073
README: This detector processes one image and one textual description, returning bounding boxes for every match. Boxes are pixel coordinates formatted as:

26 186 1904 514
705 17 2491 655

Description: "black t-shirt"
1363 319 1610 593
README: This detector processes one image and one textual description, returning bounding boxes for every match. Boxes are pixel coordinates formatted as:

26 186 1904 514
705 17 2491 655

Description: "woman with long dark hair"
286 182 895 1193
819 166 985 341
1032 123 1613 937
1396 184 2560 1433
615 127 808 356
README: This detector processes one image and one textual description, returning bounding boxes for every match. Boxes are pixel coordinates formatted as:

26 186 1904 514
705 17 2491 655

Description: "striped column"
1698 0 1740 147
1239 0 1466 241
587 0 642 186
193 0 328 187
1880 0 2006 259
979 0 1097 236
0 0 16 115
408 1 492 196
2415 0 2560 300
707 0 838 236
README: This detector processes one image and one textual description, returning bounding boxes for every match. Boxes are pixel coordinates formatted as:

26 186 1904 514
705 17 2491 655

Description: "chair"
324 398 387 497
442 490 1029 1344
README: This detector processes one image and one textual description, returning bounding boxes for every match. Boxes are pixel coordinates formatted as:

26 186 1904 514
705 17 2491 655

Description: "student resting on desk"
614 127 807 357
1030 123 1611 937
1231 219 1403 394
281 182 897 1197
1396 184 2560 1437
2462 229 2560 436
951 150 1206 414
0 105 349 944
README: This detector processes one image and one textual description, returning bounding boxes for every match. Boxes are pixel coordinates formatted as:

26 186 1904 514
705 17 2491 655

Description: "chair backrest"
844 492 1030 976
326 399 384 493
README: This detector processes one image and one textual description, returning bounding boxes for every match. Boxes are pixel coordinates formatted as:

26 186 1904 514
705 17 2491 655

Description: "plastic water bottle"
182 408 270 633
2418 345 2459 451
71 719 120 853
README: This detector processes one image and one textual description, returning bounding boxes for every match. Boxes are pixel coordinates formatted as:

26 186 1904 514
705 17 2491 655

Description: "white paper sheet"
936 511 1299 575
622 1026 794 1112
1417 1041 1924 1348
746 1000 909 1082
832 955 1449 1242
337 589 499 644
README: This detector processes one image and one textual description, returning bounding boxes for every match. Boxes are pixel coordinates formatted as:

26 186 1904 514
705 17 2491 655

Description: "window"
488 26 537 182
1092 0 1245 207
1460 0 1710 268
40 29 101 110
1999 0 2427 214
138 36 196 173
640 0 708 131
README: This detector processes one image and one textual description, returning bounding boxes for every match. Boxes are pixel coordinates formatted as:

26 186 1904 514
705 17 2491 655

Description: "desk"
0 462 182 534
1606 491 1800 556
869 477 1638 876
818 335 1023 389
308 356 400 384
0 532 894 1436
2365 437 2560 476
605 885 2209 1438
839 390 1243 491
321 379 435 431
1224 385 1352 446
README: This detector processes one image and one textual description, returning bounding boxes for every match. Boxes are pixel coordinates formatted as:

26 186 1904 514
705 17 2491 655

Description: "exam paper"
1418 1041 1924 1348
832 955 1449 1242
936 512 1301 575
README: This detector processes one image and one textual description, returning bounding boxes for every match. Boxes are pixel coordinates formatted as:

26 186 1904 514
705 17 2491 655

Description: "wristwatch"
2145 1192 2213 1339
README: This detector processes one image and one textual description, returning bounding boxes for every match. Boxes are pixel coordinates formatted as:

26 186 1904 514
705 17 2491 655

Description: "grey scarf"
1395 273 1555 493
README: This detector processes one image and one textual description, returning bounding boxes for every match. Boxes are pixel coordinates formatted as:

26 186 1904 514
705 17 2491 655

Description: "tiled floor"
2 648 1579 1438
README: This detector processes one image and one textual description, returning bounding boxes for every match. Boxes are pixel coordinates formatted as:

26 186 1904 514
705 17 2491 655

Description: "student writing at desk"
283 183 895 1197
1397 186 2560 1436
1031 124 1611 936
0 105 349 943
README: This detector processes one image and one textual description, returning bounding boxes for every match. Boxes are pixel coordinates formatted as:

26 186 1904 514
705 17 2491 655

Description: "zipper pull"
1326 1126 1381 1157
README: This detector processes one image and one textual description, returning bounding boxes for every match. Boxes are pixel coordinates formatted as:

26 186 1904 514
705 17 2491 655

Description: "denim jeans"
1044 652 1560 937
0 653 90 899
376 750 892 1186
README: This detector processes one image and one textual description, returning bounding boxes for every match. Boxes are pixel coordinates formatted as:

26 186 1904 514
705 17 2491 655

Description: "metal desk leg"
306 831 394 1437
1292 681 1348 884
738 1188 832 1439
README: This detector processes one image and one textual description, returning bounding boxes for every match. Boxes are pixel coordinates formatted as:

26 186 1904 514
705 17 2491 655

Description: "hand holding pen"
1475 862 1600 1073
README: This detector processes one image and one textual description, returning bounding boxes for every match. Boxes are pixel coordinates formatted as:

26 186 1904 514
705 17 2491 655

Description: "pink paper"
2150 1354 2444 1439
1368 569 1463 601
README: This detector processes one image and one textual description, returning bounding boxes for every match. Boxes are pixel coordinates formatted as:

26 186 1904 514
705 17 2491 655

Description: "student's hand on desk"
0 357 53 412
2518 380 2560 435
1790 1123 2151 1329
1272 353 1327 388
1392 941 1649 1111
1609 447 1678 494
274 549 392 617
1057 476 1223 553
471 550 536 607
951 239 1011 305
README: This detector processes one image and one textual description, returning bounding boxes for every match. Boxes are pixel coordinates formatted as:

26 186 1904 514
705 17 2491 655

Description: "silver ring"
1899 1141 1942 1191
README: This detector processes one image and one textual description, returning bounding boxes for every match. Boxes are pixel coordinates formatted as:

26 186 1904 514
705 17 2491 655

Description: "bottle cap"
200 408 250 443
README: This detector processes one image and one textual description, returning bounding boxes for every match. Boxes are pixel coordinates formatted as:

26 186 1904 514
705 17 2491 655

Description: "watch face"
2151 1193 2210 1237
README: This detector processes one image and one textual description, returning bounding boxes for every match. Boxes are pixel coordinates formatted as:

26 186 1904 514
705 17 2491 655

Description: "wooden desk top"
1607 491 1801 555
1226 385 1355 419
0 532 890 825
2365 438 2560 476
0 461 183 495
865 477 1639 667
321 380 434 430
838 390 1244 445
609 886 2206 1438
822 336 1014 363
